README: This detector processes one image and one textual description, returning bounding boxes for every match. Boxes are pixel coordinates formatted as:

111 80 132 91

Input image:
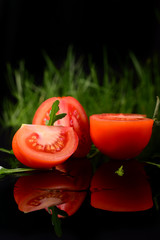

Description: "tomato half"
14 158 92 215
32 96 91 157
90 160 153 212
12 124 79 169
90 113 154 160
14 171 86 213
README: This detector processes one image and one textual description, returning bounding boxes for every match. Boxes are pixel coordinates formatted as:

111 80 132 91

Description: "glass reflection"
14 158 92 216
90 159 153 212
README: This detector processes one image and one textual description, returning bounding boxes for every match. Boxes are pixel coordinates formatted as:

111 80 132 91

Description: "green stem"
145 161 160 168
0 148 14 155
0 166 37 176
153 96 160 120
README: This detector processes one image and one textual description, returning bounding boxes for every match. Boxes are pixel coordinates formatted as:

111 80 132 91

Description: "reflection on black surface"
14 158 92 216
1 155 160 239
90 159 153 212
13 158 155 216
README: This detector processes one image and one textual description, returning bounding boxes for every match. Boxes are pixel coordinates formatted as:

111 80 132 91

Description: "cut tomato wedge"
32 96 91 157
90 113 154 160
12 124 79 168
14 158 92 215
14 171 86 213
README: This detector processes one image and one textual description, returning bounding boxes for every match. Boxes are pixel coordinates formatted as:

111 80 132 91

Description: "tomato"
32 96 91 157
90 113 154 160
14 158 92 215
90 160 153 212
12 124 78 169
14 171 86 213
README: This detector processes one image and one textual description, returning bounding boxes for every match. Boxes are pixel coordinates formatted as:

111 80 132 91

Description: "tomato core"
27 190 69 208
26 131 67 153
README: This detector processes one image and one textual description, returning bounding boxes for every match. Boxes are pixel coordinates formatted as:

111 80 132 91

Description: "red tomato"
90 113 154 160
32 96 91 157
12 124 78 169
90 160 153 212
14 158 92 215
14 171 86 213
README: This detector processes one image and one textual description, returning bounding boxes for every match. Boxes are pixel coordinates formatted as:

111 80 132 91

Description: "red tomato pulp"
12 124 78 169
90 113 154 160
32 96 91 157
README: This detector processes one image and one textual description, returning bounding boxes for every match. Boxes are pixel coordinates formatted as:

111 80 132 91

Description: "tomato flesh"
90 113 154 160
12 124 79 169
32 96 91 157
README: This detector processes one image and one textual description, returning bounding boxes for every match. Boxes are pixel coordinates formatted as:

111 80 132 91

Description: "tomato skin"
90 113 154 160
12 124 79 169
32 97 63 125
90 160 153 212
32 96 91 157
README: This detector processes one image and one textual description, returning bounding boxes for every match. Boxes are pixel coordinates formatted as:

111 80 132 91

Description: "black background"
1 0 160 77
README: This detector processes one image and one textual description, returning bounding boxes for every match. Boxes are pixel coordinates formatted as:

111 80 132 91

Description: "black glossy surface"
0 161 160 240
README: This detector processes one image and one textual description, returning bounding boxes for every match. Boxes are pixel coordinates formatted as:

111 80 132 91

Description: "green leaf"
0 148 14 155
0 166 37 178
115 165 124 176
47 100 67 126
48 206 64 238
145 161 160 168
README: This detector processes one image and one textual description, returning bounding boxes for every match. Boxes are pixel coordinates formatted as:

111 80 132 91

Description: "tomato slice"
14 171 85 213
14 158 92 215
12 124 79 168
90 113 154 160
90 160 153 212
32 96 91 157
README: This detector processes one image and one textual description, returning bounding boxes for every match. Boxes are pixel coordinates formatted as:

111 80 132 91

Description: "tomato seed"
29 200 41 206
32 143 37 147
27 132 66 153
31 135 37 139
36 144 44 150
50 145 56 151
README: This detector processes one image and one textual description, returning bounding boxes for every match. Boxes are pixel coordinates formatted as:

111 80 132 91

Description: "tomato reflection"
90 160 153 212
14 158 92 216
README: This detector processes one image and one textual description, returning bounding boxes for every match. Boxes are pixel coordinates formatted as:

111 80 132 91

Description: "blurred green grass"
0 47 160 131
